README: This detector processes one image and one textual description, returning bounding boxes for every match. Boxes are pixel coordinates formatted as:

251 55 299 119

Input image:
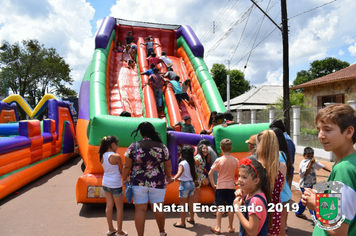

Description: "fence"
234 106 322 150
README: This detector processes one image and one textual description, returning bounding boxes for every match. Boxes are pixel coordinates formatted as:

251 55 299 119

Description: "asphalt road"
0 155 315 236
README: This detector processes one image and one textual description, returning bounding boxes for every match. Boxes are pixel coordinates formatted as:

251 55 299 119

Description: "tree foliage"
292 57 350 91
0 39 77 108
210 63 250 101
270 90 307 109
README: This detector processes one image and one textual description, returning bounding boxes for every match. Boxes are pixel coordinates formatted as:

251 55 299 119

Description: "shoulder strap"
251 194 267 207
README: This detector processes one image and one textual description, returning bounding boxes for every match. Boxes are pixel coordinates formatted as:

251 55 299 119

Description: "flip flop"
173 222 186 228
211 227 221 235
186 219 195 225
116 231 128 236
228 227 235 233
107 229 117 236
296 213 308 219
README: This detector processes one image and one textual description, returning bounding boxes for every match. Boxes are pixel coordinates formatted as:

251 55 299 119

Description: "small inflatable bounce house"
75 17 269 204
0 94 78 199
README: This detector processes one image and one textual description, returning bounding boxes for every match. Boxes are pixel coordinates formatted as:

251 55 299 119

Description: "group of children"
99 98 356 235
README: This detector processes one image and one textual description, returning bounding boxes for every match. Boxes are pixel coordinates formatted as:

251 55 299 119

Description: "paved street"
0 154 332 235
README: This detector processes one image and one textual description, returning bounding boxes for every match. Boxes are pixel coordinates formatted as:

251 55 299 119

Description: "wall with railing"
232 100 356 161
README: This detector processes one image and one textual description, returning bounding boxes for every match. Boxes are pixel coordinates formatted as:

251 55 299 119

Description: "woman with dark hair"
192 143 210 219
197 139 219 184
270 127 292 236
208 111 218 129
122 122 172 236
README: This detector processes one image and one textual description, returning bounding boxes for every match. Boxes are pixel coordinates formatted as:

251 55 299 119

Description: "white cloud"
0 0 95 94
348 43 356 56
2 0 356 95
264 69 283 85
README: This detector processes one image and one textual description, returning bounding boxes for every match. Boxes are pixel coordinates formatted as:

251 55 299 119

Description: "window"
317 94 344 108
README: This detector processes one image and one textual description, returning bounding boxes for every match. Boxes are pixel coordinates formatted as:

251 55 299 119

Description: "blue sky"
1 0 356 96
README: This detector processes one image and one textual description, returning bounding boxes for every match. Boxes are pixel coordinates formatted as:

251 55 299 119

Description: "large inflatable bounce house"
0 94 78 199
75 17 269 204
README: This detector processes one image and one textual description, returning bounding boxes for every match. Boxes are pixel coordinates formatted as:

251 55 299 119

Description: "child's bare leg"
105 192 116 232
227 211 235 232
113 195 126 234
215 211 223 231
177 197 187 225
187 195 195 222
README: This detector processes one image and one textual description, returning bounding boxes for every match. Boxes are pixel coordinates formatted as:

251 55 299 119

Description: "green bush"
300 127 318 135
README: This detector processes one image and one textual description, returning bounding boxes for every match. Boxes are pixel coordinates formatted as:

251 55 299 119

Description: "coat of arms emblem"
312 181 346 230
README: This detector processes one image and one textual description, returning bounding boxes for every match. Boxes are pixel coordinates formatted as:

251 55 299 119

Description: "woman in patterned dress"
256 129 286 236
122 122 172 236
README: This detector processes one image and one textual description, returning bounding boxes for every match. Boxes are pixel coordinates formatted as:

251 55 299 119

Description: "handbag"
125 142 137 203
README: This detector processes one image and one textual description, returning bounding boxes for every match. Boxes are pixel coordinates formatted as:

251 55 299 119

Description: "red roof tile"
290 63 356 90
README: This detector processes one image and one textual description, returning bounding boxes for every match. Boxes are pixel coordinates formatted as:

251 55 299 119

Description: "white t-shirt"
178 160 193 181
160 55 173 68
299 158 324 188
102 151 122 188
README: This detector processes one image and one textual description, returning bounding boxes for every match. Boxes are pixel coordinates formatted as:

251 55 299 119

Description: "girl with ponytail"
256 130 286 236
99 135 127 236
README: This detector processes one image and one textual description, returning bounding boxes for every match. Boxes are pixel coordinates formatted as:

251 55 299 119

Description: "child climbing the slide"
149 68 166 112
140 37 160 57
99 136 128 236
169 76 183 103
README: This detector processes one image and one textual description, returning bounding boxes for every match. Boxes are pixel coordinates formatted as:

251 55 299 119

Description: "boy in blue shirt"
140 63 155 76
169 76 183 103
303 104 356 236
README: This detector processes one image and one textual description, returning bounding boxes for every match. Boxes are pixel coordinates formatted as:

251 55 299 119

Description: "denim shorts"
214 189 235 206
179 180 195 198
132 186 166 204
102 186 123 197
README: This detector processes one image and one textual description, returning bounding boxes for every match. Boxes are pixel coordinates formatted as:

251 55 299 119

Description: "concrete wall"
304 80 356 108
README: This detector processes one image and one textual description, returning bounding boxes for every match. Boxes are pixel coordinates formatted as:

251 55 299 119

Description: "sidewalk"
292 154 333 190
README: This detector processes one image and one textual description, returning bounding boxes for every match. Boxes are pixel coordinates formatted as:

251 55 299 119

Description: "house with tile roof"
291 63 356 108
225 85 283 111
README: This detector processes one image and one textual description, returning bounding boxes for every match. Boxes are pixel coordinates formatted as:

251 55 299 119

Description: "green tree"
210 63 250 101
292 57 350 91
270 90 307 109
0 39 77 115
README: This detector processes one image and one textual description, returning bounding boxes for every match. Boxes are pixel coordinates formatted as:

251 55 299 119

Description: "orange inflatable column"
19 120 43 164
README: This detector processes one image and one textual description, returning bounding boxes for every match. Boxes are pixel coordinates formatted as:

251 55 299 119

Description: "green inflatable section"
177 36 226 113
88 115 167 147
89 29 116 119
213 123 270 154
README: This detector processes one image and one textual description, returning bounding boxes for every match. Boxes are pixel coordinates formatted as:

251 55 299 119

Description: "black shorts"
181 93 189 101
175 94 182 103
214 189 235 206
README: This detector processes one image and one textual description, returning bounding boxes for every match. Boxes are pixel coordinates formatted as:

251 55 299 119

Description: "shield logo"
315 193 342 224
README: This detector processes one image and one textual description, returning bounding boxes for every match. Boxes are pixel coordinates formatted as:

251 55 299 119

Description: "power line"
288 0 337 20
205 4 255 57
231 27 278 69
201 0 239 43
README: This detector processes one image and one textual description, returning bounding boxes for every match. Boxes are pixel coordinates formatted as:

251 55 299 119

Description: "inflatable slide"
75 17 269 204
0 94 78 199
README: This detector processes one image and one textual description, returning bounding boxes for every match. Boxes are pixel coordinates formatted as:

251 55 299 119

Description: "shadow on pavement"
0 155 82 205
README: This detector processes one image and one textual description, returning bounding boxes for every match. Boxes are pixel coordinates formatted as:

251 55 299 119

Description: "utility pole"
251 0 290 135
227 60 230 111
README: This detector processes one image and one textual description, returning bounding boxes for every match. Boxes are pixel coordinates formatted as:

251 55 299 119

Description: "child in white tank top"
99 136 127 236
